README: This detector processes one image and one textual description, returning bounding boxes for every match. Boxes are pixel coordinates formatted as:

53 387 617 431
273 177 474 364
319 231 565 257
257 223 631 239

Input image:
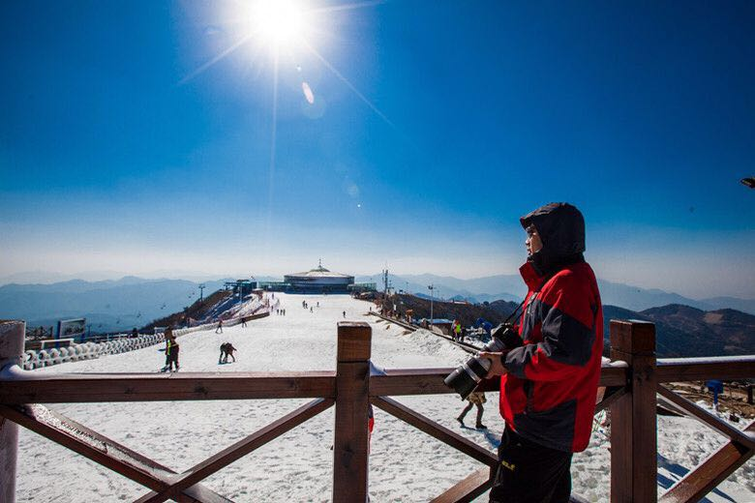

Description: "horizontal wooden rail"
657 356 755 382
0 365 632 405
0 371 336 404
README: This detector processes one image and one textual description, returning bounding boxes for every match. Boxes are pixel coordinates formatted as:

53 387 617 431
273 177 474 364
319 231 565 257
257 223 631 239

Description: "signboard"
57 318 86 343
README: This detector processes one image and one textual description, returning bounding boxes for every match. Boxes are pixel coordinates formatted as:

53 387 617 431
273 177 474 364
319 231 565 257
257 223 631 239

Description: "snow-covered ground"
14 293 755 502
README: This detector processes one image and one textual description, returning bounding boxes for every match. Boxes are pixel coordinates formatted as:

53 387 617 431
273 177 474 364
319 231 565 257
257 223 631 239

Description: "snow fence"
22 333 164 370
22 310 270 370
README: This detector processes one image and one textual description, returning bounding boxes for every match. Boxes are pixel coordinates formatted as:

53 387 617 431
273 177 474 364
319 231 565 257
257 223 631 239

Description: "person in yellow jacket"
161 327 180 372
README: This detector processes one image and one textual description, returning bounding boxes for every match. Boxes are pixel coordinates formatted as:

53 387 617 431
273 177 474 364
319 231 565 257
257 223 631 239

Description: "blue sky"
1 0 754 298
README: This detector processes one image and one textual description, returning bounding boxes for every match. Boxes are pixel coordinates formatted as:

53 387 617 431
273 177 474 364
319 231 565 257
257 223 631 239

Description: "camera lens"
444 356 491 399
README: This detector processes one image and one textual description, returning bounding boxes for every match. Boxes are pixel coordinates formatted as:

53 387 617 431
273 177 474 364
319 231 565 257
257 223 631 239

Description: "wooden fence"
0 319 753 502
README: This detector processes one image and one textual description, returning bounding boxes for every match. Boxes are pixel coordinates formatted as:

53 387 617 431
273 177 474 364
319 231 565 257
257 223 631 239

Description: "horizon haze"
2 1 754 299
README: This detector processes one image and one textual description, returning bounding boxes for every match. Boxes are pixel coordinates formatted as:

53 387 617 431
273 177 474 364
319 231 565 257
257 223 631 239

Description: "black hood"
520 202 585 276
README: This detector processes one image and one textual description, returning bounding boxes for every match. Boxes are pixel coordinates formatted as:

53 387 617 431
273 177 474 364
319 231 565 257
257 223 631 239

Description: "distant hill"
386 293 519 327
0 277 228 333
602 304 755 358
360 272 755 315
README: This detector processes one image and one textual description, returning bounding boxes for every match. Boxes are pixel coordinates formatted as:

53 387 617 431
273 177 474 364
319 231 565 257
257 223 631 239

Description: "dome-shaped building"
283 261 355 293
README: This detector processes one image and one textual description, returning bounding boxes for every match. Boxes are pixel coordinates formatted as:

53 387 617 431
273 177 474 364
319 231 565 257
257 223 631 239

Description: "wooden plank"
332 323 371 503
656 357 755 383
657 386 755 450
135 398 334 503
429 467 493 503
610 320 658 503
0 372 335 404
0 404 231 503
0 364 627 404
370 369 460 396
372 396 497 467
369 366 627 397
660 421 755 503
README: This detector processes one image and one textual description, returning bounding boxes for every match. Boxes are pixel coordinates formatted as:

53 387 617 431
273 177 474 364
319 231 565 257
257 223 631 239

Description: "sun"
248 0 307 49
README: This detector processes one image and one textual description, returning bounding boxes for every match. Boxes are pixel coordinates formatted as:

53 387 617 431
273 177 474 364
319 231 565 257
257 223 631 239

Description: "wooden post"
1 320 25 503
609 320 657 503
332 322 371 503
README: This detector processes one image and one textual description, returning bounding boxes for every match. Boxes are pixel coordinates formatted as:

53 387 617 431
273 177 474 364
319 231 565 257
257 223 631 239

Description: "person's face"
525 225 543 256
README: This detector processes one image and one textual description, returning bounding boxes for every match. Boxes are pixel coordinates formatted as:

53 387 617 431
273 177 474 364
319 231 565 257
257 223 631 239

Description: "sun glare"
249 0 307 48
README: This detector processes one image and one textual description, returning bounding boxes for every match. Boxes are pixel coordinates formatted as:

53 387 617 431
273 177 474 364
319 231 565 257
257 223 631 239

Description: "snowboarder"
215 320 223 334
241 317 247 327
456 391 486 429
219 342 238 364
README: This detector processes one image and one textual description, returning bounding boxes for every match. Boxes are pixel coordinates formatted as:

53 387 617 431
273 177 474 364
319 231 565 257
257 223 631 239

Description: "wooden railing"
0 319 753 502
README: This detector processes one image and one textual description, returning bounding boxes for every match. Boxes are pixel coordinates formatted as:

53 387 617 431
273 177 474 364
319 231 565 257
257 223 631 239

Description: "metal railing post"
332 321 371 503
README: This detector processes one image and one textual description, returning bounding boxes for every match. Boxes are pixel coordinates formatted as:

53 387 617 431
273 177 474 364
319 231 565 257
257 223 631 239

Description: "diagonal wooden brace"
429 466 495 503
657 385 755 450
660 420 754 503
134 398 335 503
371 396 497 467
0 404 231 503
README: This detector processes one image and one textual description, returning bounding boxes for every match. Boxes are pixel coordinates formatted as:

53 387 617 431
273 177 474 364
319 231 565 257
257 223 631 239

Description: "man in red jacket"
480 202 603 503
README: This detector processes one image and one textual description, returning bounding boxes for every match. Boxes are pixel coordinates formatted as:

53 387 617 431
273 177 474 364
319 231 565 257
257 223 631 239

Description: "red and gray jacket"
499 203 603 452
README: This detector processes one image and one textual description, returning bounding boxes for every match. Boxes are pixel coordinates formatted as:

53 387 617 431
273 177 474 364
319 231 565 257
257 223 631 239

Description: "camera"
444 323 522 399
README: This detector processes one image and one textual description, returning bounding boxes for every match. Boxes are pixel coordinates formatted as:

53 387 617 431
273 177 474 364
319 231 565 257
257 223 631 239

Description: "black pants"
489 427 572 503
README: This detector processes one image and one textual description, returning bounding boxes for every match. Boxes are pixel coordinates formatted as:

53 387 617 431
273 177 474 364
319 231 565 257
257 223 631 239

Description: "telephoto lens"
444 324 521 400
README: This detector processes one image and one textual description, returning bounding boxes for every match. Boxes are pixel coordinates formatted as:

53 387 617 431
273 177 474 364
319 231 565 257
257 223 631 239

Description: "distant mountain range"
357 273 755 316
1 273 754 338
0 277 228 333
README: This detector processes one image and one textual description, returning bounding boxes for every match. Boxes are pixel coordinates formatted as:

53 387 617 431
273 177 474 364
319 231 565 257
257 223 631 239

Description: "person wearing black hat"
480 202 603 503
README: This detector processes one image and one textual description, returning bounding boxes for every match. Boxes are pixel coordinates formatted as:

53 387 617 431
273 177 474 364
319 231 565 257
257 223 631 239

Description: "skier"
241 317 247 327
215 320 223 334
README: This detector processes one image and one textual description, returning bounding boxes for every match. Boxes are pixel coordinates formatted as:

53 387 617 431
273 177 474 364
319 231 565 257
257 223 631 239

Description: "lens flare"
302 81 315 104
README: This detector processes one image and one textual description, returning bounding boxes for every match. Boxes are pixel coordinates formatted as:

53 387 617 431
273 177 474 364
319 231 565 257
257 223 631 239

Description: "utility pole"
199 284 205 303
382 268 389 313
428 284 434 325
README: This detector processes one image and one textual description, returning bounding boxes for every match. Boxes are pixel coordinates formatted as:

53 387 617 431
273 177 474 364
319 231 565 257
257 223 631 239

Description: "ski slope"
15 293 755 502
